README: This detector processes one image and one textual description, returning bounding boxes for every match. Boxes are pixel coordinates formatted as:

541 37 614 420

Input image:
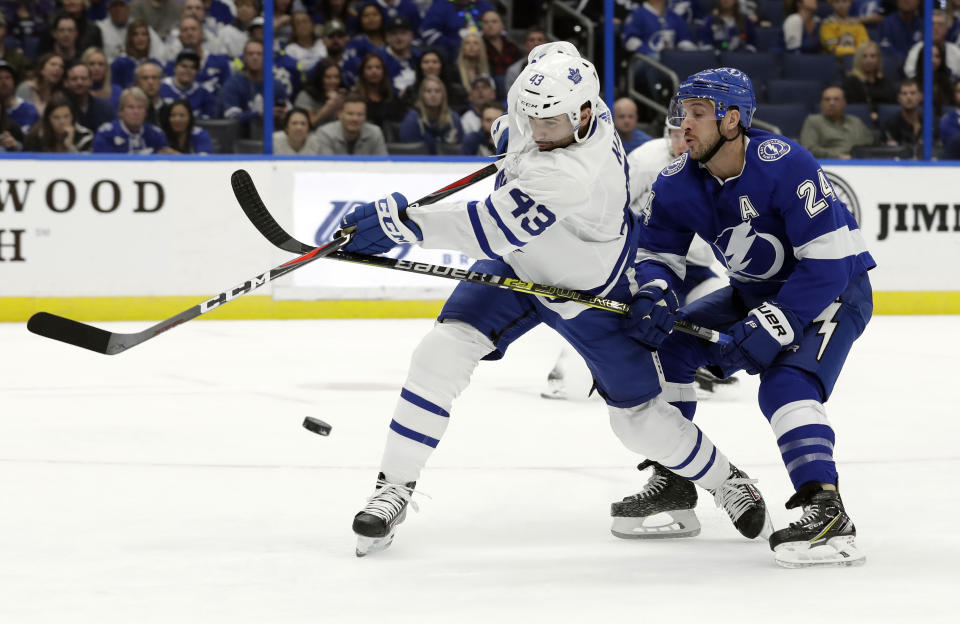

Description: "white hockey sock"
380 321 494 483
608 397 730 491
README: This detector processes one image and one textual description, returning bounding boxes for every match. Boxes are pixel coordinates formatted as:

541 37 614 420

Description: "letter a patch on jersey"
739 195 760 220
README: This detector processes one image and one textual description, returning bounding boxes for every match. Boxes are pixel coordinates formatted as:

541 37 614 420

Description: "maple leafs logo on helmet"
515 53 601 144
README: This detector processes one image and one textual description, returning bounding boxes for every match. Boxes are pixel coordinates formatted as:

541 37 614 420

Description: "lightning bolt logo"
722 222 756 273
716 221 786 279
813 300 842 361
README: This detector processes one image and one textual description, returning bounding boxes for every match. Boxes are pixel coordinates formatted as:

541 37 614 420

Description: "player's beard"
687 131 722 162
536 133 575 151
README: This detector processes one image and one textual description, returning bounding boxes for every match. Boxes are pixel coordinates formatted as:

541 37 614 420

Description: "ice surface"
1 317 958 623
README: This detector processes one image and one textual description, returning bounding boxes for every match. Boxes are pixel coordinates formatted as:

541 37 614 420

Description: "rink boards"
1 157 958 320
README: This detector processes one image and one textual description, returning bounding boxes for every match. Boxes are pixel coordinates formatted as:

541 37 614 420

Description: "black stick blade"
27 312 114 355
231 169 313 254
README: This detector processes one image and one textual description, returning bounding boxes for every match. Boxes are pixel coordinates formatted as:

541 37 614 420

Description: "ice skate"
539 368 568 400
770 484 865 568
611 460 700 539
708 465 772 539
694 367 738 397
352 473 417 557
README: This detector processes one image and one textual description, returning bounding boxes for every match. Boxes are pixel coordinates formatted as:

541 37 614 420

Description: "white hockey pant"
380 320 494 484
608 398 731 490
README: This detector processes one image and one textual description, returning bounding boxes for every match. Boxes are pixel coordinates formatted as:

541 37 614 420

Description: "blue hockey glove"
339 192 422 255
718 302 802 375
622 281 680 351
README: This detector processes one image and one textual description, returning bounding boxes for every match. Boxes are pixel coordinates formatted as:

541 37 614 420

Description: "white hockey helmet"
526 41 580 65
516 53 601 144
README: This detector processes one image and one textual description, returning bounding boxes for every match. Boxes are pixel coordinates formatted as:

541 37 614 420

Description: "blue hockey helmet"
668 67 757 128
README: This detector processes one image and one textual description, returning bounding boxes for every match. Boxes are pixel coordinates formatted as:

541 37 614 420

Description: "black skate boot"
694 367 739 394
610 460 700 539
769 483 864 568
352 472 417 557
708 465 772 539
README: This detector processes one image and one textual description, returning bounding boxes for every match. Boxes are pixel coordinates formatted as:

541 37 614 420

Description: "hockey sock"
609 397 730 490
759 367 838 489
380 321 494 483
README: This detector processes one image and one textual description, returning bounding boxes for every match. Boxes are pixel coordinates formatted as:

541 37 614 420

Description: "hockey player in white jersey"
338 45 770 556
541 120 736 401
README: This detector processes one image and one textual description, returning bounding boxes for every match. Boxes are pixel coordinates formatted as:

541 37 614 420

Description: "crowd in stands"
0 0 957 159
622 0 960 158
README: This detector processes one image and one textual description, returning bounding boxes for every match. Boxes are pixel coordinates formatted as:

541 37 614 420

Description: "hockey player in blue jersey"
339 45 771 557
621 67 875 567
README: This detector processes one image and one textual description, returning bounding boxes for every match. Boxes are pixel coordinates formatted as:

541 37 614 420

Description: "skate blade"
355 533 395 558
539 389 569 400
611 510 701 540
759 510 775 541
773 536 866 568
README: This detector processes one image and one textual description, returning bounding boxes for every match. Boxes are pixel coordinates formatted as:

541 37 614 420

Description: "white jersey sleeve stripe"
484 197 527 248
793 226 869 261
466 200 501 260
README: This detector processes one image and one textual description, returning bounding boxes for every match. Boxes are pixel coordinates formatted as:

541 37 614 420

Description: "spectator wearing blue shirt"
109 18 164 88
92 86 168 153
878 0 921 59
420 0 496 61
347 2 387 60
205 0 237 27
397 75 463 154
851 0 884 26
783 0 822 53
159 98 214 154
622 0 697 59
366 0 422 34
698 0 757 52
245 16 305 105
164 16 233 94
221 40 290 136
670 0 708 27
0 60 39 134
460 100 503 156
383 16 421 99
614 97 653 154
459 73 498 136
63 61 115 132
84 47 123 111
940 80 960 146
159 49 218 119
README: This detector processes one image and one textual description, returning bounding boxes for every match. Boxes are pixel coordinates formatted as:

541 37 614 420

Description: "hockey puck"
302 417 332 436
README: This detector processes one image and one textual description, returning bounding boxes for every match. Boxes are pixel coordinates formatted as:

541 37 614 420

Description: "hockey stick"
231 170 730 345
26 234 352 355
24 165 501 355
230 163 501 255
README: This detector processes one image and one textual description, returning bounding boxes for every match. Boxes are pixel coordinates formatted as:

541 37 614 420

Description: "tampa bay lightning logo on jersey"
757 138 791 162
661 153 687 177
715 221 785 279
568 68 582 84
